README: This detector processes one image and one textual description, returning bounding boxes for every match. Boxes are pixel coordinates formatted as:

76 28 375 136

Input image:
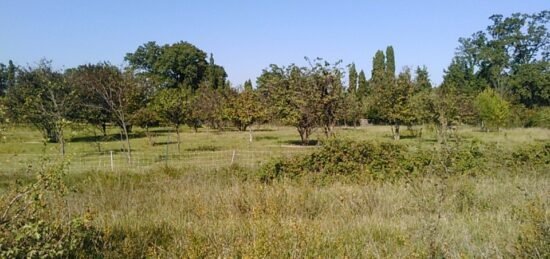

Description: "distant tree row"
0 11 549 155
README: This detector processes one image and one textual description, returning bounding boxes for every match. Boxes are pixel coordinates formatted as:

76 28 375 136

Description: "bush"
0 161 104 258
259 139 490 182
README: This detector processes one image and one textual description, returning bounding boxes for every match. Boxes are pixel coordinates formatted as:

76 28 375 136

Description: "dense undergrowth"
259 138 549 183
1 138 549 257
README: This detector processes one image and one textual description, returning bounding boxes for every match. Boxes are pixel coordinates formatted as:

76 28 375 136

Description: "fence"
0 148 314 173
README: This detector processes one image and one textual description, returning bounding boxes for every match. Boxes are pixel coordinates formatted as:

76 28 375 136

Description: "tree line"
0 11 549 157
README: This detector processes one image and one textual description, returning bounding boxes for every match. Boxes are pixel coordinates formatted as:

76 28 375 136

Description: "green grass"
1 124 550 257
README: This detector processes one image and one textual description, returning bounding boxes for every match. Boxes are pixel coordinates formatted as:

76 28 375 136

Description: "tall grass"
60 165 549 258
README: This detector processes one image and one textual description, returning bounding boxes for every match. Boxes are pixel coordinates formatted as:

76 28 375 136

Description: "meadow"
1 124 549 257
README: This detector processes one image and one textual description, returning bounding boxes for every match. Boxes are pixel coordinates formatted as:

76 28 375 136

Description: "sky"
1 1 548 86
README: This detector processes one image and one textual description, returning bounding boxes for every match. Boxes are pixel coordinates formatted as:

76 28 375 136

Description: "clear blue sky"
1 1 548 86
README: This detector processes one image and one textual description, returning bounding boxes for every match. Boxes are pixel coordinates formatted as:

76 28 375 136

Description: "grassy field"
1 124 549 257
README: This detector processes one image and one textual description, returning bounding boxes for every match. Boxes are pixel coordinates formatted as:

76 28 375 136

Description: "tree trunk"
102 122 107 136
393 123 400 140
58 127 65 156
175 125 181 154
122 122 132 164
298 127 310 145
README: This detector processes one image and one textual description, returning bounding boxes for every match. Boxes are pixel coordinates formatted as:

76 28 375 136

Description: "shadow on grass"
279 139 319 146
70 132 146 143
256 135 279 141
185 145 220 152
153 141 177 146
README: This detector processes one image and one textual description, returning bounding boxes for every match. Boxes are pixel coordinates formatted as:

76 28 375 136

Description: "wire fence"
0 148 315 173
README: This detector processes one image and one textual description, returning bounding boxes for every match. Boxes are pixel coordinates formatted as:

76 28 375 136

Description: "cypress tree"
357 70 368 98
386 46 395 77
348 63 357 95
372 50 385 80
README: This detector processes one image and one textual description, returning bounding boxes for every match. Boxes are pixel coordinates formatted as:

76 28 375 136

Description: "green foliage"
385 46 395 77
414 65 432 92
452 11 550 106
193 84 228 129
256 59 345 143
125 41 225 91
0 162 104 258
347 63 357 94
356 70 368 98
5 60 78 155
474 88 510 131
259 139 492 183
225 88 267 131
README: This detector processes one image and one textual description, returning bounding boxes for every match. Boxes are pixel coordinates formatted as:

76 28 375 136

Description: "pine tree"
357 70 368 98
348 63 357 95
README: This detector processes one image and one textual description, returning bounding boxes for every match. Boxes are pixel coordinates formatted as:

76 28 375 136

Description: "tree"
225 87 266 132
414 66 432 92
509 61 550 107
69 63 139 162
0 61 15 96
130 107 160 146
372 50 386 80
125 41 219 91
386 46 396 77
6 60 79 155
243 79 253 92
348 63 357 95
357 70 368 98
257 59 344 144
193 83 227 129
375 67 415 140
206 53 228 89
452 11 550 106
474 88 510 131
152 87 192 152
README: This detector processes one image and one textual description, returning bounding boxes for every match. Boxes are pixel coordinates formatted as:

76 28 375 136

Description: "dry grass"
2 125 549 257
61 166 549 258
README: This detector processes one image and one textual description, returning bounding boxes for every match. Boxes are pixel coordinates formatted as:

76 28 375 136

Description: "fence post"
110 151 114 171
231 150 236 165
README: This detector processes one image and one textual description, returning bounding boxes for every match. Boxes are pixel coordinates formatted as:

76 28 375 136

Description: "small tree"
6 60 78 155
153 87 191 152
69 63 138 162
225 87 266 132
474 88 510 132
375 67 415 140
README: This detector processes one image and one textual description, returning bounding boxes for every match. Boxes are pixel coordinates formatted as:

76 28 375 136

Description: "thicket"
259 139 549 183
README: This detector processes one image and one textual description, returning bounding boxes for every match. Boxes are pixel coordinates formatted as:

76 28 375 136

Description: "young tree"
376 67 415 140
69 63 138 162
193 83 227 129
257 59 344 144
225 86 267 141
6 60 79 155
474 88 510 131
152 87 192 152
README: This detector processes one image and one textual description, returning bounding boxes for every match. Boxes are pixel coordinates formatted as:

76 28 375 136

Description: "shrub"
0 161 104 258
